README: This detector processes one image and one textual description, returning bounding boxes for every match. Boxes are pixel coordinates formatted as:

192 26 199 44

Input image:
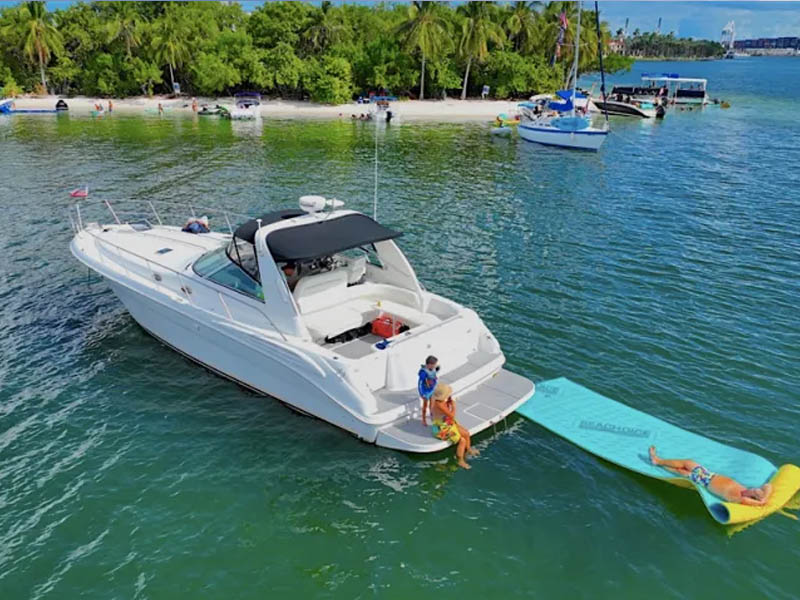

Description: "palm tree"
15 2 63 92
457 2 504 100
396 1 450 100
504 1 541 54
305 2 347 54
150 5 190 91
106 1 145 58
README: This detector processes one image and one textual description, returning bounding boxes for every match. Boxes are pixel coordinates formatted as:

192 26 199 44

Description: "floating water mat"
517 377 800 525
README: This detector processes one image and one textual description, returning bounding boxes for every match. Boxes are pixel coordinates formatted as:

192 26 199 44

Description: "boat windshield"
192 245 263 301
226 237 259 282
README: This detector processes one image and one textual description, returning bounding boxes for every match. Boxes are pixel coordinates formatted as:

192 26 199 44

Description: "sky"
5 1 800 42
596 1 800 40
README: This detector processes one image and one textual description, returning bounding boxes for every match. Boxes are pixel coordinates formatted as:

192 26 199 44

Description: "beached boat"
0 98 66 115
228 92 261 120
69 196 534 452
368 95 397 123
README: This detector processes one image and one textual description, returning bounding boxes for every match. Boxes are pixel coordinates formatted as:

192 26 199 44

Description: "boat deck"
375 369 534 452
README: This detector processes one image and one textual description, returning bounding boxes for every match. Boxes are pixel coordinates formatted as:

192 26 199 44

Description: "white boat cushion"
293 269 348 314
304 306 365 341
345 256 366 285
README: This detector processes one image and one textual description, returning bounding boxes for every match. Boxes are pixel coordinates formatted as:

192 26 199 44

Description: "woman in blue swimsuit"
649 446 772 506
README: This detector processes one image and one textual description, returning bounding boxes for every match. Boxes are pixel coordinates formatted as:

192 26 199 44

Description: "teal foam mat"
516 377 780 523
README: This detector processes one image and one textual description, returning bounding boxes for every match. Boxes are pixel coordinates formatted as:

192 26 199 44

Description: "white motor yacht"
69 196 534 452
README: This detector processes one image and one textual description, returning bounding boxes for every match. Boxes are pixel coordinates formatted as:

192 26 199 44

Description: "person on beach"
108 99 113 112
158 102 164 115
418 355 439 426
431 383 478 469
649 446 772 506
191 98 198 112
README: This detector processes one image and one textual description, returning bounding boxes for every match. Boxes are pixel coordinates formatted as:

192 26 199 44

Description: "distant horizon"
1 0 798 41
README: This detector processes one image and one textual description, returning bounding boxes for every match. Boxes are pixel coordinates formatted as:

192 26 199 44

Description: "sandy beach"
3 94 524 121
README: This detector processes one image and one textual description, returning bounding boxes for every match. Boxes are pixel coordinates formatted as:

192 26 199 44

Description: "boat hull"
517 123 608 151
591 99 656 118
70 224 536 454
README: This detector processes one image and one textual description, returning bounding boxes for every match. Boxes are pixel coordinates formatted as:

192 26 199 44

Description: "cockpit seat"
345 255 366 285
293 269 348 314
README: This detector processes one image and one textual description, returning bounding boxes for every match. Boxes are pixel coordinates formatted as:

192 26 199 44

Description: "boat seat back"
293 269 348 314
345 256 366 285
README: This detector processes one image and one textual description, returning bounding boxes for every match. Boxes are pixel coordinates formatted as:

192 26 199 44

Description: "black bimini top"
267 214 401 262
234 209 305 244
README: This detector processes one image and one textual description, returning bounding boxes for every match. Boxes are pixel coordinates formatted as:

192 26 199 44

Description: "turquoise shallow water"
1 58 799 598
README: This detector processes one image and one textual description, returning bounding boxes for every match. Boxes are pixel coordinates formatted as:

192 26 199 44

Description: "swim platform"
516 377 800 525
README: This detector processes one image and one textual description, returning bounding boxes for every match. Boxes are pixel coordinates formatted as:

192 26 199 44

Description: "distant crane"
721 20 740 59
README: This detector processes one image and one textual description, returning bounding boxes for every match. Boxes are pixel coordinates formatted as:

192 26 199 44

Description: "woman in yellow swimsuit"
431 384 479 469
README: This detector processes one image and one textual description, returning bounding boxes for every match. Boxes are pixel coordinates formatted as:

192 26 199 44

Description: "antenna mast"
373 115 378 220
571 1 582 119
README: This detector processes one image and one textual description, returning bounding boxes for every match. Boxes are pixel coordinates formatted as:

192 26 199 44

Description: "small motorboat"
490 126 512 137
368 95 397 122
229 92 261 120
198 104 229 117
0 98 63 115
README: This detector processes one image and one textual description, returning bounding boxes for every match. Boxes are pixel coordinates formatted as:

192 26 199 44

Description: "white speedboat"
368 95 397 123
228 92 261 120
69 196 534 452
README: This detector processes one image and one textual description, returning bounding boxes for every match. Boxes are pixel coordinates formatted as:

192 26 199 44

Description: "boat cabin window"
226 237 260 282
193 247 263 301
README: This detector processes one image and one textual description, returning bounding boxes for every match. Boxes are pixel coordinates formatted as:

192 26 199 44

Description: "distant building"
733 36 799 55
609 38 625 54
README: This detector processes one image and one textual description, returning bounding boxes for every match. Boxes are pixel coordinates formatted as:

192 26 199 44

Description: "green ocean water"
1 58 799 598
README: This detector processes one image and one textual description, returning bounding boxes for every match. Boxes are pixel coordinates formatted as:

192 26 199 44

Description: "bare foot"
467 447 480 457
649 446 659 465
458 459 471 470
760 483 773 502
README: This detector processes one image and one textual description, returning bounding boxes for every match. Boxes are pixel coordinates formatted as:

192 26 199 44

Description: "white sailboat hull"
517 122 608 151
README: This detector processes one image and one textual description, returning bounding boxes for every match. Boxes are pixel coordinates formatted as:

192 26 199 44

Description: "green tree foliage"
625 31 724 59
396 1 451 100
303 55 353 104
1 1 63 92
458 2 505 100
0 1 708 102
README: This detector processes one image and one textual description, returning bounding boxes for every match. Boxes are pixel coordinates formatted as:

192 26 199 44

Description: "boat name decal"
579 420 651 438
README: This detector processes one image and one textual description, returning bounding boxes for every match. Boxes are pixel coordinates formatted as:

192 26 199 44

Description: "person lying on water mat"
649 446 773 506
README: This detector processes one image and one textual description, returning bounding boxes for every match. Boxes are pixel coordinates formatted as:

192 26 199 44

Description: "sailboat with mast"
517 2 609 151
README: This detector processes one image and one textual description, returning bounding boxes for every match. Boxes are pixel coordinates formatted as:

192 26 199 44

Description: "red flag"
70 186 89 198
559 11 569 29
